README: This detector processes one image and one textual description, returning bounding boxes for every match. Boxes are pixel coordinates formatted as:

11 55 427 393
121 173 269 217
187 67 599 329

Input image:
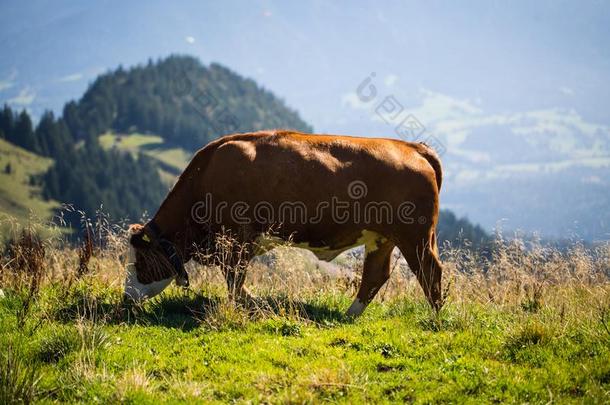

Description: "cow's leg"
223 264 254 303
398 233 444 311
218 243 255 304
346 241 395 317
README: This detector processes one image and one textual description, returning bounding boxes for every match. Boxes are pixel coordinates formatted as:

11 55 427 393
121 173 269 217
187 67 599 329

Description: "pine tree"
0 104 15 141
11 110 39 153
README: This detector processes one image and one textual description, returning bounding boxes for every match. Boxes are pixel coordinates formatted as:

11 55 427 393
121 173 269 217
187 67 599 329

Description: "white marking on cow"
345 298 367 317
124 245 174 301
254 230 386 262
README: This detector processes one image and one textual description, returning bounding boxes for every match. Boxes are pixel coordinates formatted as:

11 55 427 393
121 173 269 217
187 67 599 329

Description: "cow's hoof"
230 288 257 308
175 275 189 287
345 298 367 318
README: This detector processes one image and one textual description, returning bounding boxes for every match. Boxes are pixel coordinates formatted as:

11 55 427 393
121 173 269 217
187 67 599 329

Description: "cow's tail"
416 142 443 257
417 142 443 192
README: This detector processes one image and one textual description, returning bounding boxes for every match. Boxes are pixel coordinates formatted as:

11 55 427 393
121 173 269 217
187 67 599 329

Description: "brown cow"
125 130 444 315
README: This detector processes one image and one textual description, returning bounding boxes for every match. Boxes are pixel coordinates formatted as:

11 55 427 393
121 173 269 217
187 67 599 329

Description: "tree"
437 210 490 249
0 104 14 139
10 110 39 153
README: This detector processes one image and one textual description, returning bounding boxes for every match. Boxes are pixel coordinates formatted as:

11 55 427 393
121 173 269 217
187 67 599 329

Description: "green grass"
99 133 192 185
150 147 192 173
1 228 609 403
0 139 59 228
98 132 164 150
1 281 609 404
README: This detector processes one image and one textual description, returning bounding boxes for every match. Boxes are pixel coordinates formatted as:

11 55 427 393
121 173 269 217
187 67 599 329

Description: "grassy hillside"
0 139 59 226
99 132 191 185
1 230 608 403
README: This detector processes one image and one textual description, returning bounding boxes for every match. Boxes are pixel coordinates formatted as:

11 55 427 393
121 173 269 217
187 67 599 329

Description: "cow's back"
178 131 439 243
199 131 437 200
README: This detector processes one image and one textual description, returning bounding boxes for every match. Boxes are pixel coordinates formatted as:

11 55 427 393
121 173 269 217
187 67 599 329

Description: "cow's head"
124 223 189 302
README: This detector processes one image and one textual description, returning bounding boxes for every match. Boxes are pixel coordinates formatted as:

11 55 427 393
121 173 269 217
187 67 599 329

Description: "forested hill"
63 55 312 149
0 56 314 230
0 106 166 227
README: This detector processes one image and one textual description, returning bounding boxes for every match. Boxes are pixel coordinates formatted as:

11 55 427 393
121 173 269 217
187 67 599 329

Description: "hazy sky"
1 0 609 133
1 0 609 237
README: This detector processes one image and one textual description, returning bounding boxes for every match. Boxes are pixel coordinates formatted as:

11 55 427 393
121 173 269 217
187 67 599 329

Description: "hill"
1 56 315 230
65 55 313 149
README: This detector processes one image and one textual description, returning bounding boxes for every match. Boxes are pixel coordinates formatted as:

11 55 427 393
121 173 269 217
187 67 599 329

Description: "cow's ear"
129 224 152 249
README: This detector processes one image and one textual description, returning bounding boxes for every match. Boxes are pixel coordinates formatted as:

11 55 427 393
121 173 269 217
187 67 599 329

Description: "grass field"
1 224 609 404
99 133 192 185
0 139 59 230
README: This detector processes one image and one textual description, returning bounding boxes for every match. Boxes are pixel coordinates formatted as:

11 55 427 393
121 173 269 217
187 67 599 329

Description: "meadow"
0 139 59 226
0 221 609 404
98 132 192 186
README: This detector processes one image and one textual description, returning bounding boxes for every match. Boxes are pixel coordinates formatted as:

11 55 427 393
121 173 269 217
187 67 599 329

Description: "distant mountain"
431 105 610 241
63 55 312 149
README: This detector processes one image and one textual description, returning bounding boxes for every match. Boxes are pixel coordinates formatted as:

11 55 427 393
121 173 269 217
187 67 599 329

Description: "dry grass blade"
3 227 47 328
77 223 94 277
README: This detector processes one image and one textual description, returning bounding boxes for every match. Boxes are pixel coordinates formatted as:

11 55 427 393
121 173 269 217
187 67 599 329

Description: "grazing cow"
125 130 444 315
